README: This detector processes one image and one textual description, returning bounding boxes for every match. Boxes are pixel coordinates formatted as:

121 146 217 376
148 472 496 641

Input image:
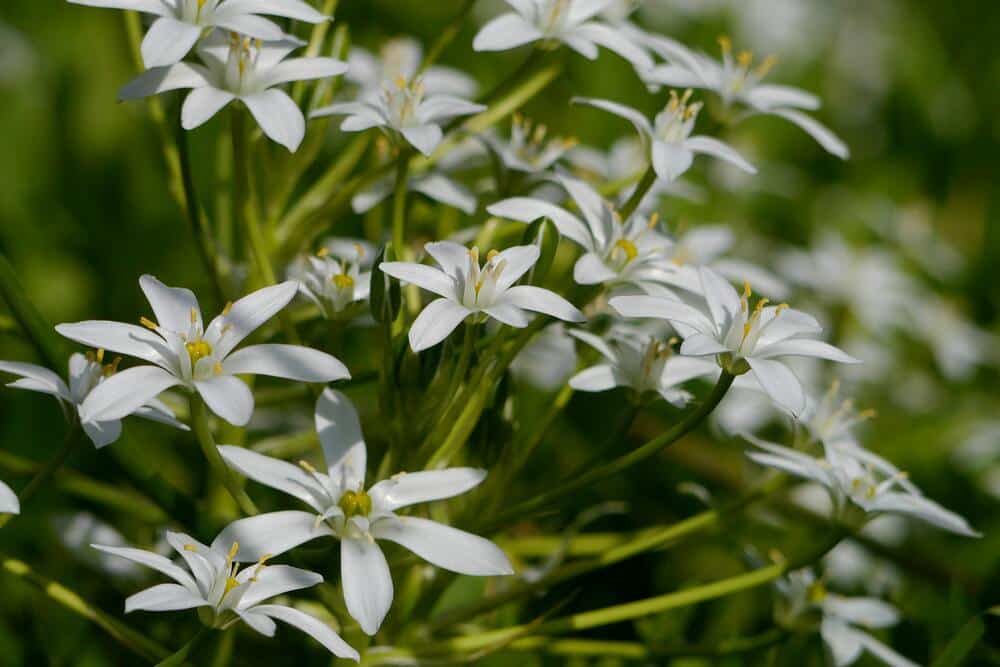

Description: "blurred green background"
1 0 999 665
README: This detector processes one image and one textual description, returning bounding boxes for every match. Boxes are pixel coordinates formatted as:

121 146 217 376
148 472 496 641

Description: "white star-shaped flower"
56 275 350 427
215 389 514 635
119 32 348 152
67 0 329 67
288 239 374 319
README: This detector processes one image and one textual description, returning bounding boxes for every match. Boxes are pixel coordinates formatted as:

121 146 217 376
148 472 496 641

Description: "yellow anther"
183 544 199 552
190 307 198 324
859 409 878 419
103 356 122 377
332 274 355 289
756 55 778 77
717 35 732 54
394 74 407 89
338 489 372 518
647 212 660 229
213 361 223 375
486 249 499 261
752 298 770 315
807 581 827 603
353 242 365 258
742 321 753 339
226 542 240 563
469 246 480 265
613 239 638 263
251 553 273 581
737 50 753 68
533 124 548 143
96 348 105 363
776 303 789 313
222 301 233 316
743 281 752 298
316 247 330 258
298 459 317 473
140 316 158 331
185 340 213 364
223 576 241 597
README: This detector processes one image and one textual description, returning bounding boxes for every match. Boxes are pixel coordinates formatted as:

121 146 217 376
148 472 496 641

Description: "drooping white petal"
251 604 359 661
340 538 393 635
55 321 173 368
92 545 198 592
0 481 20 515
652 140 694 181
125 583 209 613
315 388 367 490
194 374 254 427
217 445 326 511
685 136 757 174
212 511 335 562
408 298 472 352
573 97 653 140
820 618 864 667
400 124 444 156
378 262 456 300
243 89 306 153
78 366 183 424
487 198 593 250
867 492 981 537
118 63 211 100
570 364 625 392
754 338 860 364
368 469 486 512
373 516 513 576
181 87 236 129
0 361 72 402
770 108 849 159
213 281 298 358
853 631 921 667
412 174 477 214
139 275 202 333
82 419 124 449
236 565 323 609
502 286 586 323
259 57 348 89
472 13 543 52
140 17 202 68
223 344 350 382
746 358 805 416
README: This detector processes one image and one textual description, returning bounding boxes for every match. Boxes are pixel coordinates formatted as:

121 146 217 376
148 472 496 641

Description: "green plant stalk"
617 165 657 220
2 557 170 661
495 371 735 523
0 427 84 529
431 322 477 432
391 155 412 256
156 627 211 667
190 395 258 516
232 108 274 287
417 0 476 74
291 0 340 104
0 252 68 371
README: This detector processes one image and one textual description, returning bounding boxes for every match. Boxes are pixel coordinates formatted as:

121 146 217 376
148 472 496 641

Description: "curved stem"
618 165 657 220
0 427 84 528
155 627 211 667
190 395 257 516
494 372 734 524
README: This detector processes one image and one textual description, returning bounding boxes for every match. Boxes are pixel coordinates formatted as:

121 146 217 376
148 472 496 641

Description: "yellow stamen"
717 35 732 54
647 212 660 229
213 361 223 375
743 282 752 298
353 242 365 259
486 249 499 261
298 459 317 473
222 301 233 316
185 340 213 364
316 247 330 258
103 356 122 377
613 239 638 263
96 348 105 363
756 55 778 77
190 307 198 324
394 74 407 89
737 50 753 68
332 274 355 289
184 544 199 552
140 316 158 331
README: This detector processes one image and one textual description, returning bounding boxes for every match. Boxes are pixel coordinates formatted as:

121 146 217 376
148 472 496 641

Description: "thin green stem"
493 371 735 524
417 0 476 74
433 322 477 429
0 427 84 528
156 627 211 667
232 108 274 287
391 155 411 256
618 165 657 220
190 395 257 515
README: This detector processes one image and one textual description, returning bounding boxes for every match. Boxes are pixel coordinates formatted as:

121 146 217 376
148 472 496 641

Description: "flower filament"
717 35 777 101
655 89 702 145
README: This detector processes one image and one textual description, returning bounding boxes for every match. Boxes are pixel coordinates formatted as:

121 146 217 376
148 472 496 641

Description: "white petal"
139 275 202 333
822 597 899 628
424 241 471 279
412 174 477 214
487 198 592 249
78 366 182 424
243 89 306 153
484 303 532 328
140 17 202 68
259 57 348 89
609 295 713 333
251 605 359 660
770 108 849 159
644 63 706 89
56 321 173 368
854 632 921 667
698 266 742 331
0 361 71 402
0 480 18 515
567 329 617 362
573 97 653 138
213 281 298 358
556 174 612 246
494 245 540 291
315 388 367 489
236 609 277 636
679 332 729 356
821 618 864 667
339 108 387 132
573 22 653 70
67 0 170 14
573 253 618 285
217 445 325 511
164 532 217 593
746 84 820 111
746 358 805 416
502 286 585 323
660 356 718 387
378 262 456 300
341 538 393 635
215 0 329 23
755 338 860 364
472 13 543 52
408 298 472 352
868 492 981 537
211 14 286 40
92 545 198 591
368 469 486 512
686 136 757 174
223 344 350 382
212 511 334 562
125 583 209 613
181 87 235 129
652 140 694 181
119 63 210 101
417 96 486 124
82 419 124 449
236 565 322 609
372 516 513 576
570 364 625 392
400 124 443 156
194 374 254 427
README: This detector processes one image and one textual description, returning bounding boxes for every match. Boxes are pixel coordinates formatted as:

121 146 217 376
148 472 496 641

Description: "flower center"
541 0 571 35
656 89 702 144
225 33 261 93
338 489 372 518
185 339 213 365
511 113 577 166
807 581 827 604
612 239 638 264
332 273 355 290
464 247 507 307
383 75 425 128
717 35 777 99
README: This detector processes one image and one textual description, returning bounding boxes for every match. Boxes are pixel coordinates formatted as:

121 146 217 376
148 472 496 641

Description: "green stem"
494 371 735 524
232 108 274 287
291 0 340 104
1 556 170 662
391 155 411 256
155 627 211 667
433 322 477 429
178 116 226 306
418 0 476 74
0 427 83 528
190 395 257 515
618 165 657 220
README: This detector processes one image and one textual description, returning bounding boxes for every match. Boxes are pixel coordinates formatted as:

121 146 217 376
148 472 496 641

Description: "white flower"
119 32 348 152
0 352 187 448
488 173 676 293
473 0 653 72
215 389 514 635
644 36 849 158
610 267 859 415
351 170 476 215
289 239 374 318
312 75 485 156
745 434 980 538
510 323 577 390
568 329 717 405
56 275 350 427
487 113 579 175
346 36 478 100
380 241 586 352
802 379 875 451
574 93 756 182
94 528 358 661
67 0 329 67
0 479 18 515
777 569 919 667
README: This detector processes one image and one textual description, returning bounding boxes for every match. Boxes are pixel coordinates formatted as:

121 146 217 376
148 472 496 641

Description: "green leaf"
521 217 560 284
930 616 985 667
370 243 401 325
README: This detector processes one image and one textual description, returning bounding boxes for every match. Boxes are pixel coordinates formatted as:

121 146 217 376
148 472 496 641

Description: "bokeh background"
1 0 999 665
